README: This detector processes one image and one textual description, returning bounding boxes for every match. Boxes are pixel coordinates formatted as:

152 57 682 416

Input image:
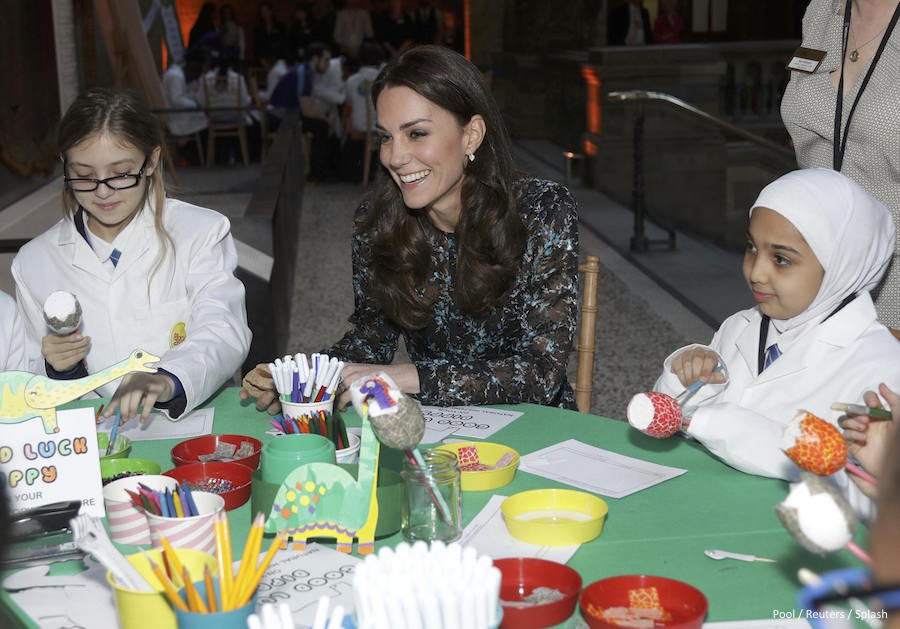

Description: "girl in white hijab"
653 168 900 521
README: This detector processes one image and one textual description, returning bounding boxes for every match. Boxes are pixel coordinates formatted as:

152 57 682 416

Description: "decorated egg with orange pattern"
782 411 847 476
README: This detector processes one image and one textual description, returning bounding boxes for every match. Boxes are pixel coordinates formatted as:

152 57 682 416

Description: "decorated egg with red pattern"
782 411 847 476
627 391 684 438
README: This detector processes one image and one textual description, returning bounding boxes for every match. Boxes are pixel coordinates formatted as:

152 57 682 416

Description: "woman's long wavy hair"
368 45 526 330
58 88 173 288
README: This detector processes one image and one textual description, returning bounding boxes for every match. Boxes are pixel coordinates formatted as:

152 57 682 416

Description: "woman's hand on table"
336 363 420 409
42 332 90 372
104 373 175 423
839 383 899 499
670 347 725 388
239 363 282 414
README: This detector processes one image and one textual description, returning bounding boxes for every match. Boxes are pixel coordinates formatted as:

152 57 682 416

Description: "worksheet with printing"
97 407 214 441
459 495 579 564
518 439 686 498
418 405 523 440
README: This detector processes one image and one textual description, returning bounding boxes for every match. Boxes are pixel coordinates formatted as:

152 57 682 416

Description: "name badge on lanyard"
787 47 827 73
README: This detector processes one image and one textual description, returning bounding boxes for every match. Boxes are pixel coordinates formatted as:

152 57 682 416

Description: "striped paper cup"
145 492 225 554
103 474 179 545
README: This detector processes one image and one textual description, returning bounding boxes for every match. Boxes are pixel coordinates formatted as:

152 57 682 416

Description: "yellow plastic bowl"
436 441 519 491
106 547 216 629
501 488 608 546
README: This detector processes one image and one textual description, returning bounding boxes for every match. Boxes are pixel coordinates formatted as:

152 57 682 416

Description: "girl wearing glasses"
11 88 251 423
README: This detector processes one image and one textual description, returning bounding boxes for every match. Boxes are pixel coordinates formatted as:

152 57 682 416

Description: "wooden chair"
574 255 600 413
247 75 277 161
202 75 250 167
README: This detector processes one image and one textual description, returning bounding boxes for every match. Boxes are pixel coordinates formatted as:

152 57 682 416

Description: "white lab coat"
654 294 900 523
0 291 30 372
162 64 207 137
11 198 251 418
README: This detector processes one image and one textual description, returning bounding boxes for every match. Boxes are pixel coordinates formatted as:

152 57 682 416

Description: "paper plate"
580 575 708 629
501 488 608 546
436 441 519 491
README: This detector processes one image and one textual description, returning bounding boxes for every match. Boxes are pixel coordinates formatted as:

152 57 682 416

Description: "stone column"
51 0 80 115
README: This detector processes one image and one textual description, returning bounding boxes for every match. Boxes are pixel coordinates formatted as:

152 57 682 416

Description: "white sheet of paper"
420 421 458 444
418 405 523 440
459 495 579 564
704 620 812 629
6 557 119 629
98 407 214 441
252 543 361 627
1 407 104 517
518 439 687 498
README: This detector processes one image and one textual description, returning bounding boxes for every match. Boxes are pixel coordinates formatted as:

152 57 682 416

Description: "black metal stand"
630 107 676 252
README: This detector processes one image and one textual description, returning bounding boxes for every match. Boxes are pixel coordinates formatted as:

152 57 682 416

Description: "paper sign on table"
0 407 104 517
519 439 686 499
97 407 214 441
418 405 523 440
460 495 580 564
253 542 361 626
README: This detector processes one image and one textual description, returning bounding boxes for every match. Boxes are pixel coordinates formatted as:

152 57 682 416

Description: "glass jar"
400 448 462 543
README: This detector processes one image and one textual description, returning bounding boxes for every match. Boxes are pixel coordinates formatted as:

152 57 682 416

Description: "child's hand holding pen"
670 347 726 389
837 382 900 499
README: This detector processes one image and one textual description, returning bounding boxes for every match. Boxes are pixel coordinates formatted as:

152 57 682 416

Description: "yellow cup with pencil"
145 511 284 625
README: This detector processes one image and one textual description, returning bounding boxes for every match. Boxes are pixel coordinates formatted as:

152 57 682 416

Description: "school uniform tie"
109 248 121 267
762 343 781 371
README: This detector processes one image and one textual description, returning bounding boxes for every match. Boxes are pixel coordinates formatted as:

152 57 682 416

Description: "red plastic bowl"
163 461 252 511
171 434 262 470
494 558 582 629
580 575 708 629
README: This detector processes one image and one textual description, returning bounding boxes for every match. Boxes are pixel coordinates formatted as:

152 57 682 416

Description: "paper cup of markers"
281 398 335 427
268 352 344 410
163 462 252 511
145 491 225 554
103 474 179 545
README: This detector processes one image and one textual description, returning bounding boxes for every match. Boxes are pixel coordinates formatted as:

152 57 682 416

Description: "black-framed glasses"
64 156 149 192
797 567 900 629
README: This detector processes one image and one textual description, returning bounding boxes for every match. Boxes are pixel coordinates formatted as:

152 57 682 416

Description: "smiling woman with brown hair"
241 45 580 413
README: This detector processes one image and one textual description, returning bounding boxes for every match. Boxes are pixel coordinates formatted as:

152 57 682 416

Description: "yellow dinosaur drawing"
0 349 159 434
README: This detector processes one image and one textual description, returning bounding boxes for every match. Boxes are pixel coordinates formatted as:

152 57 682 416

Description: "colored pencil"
142 552 188 612
183 566 208 613
831 402 893 420
183 485 199 517
172 492 184 518
105 410 121 456
94 403 105 423
220 511 235 607
214 512 231 610
237 531 284 607
160 538 186 588
233 513 265 608
204 565 218 612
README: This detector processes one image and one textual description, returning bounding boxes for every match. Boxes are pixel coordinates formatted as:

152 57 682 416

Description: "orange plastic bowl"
170 434 262 470
580 575 707 629
495 558 582 629
163 461 252 511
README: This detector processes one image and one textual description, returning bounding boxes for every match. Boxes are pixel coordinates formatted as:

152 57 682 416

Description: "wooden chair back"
202 74 249 166
575 256 600 413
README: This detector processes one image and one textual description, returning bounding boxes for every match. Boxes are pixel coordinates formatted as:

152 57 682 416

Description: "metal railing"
606 90 795 252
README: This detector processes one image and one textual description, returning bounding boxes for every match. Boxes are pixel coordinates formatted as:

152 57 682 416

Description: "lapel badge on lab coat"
169 322 186 348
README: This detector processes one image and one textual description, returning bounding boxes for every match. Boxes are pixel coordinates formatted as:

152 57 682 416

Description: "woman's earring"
467 153 475 163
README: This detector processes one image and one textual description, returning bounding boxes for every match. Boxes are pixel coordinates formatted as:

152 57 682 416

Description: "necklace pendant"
849 49 859 62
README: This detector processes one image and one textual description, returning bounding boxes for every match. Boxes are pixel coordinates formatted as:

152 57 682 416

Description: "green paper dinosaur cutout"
0 349 159 434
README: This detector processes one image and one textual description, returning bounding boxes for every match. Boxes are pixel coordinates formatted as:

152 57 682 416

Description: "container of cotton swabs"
352 540 502 629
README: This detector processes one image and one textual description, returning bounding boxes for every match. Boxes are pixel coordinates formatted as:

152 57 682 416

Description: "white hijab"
750 168 895 332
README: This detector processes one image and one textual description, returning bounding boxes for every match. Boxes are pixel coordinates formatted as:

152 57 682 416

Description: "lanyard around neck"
757 293 858 375
833 0 900 170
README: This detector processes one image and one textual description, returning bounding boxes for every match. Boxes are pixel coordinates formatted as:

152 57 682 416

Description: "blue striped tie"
763 343 781 371
109 248 121 267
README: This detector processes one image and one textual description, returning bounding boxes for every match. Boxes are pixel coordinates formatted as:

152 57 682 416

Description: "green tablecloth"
2 387 864 627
